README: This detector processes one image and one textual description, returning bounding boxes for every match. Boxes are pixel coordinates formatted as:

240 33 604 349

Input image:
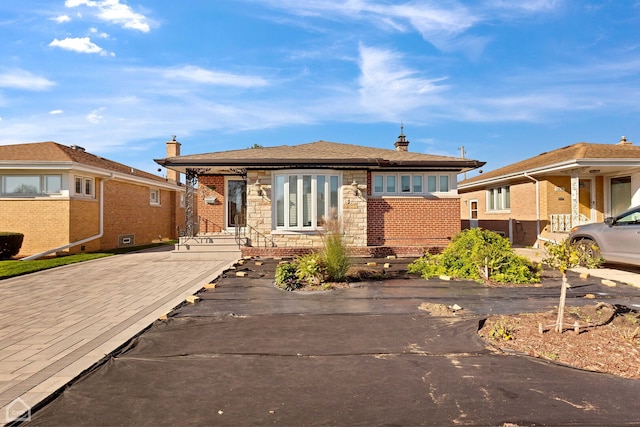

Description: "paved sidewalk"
0 247 238 424
515 247 640 289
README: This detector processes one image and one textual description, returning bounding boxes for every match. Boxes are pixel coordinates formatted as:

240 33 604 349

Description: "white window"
150 189 160 205
487 186 510 211
413 176 423 193
274 172 340 229
1 175 62 196
372 173 453 195
373 175 384 193
44 175 62 194
180 193 186 208
74 176 94 197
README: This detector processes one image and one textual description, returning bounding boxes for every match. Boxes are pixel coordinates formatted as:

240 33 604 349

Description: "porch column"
185 169 198 237
570 172 580 228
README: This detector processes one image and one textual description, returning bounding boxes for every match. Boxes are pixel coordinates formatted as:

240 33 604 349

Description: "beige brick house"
458 137 640 247
155 133 484 257
0 142 185 258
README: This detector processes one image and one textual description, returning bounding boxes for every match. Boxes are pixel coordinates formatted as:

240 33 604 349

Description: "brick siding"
367 197 460 247
197 175 226 233
0 199 71 256
102 179 184 250
1 178 184 257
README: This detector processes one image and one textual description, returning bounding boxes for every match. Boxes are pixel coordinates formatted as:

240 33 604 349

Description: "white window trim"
372 172 455 196
486 186 510 212
74 175 95 198
272 170 342 231
150 188 161 206
1 174 63 197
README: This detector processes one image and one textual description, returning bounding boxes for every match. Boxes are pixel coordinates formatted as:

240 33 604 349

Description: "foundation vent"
118 234 135 248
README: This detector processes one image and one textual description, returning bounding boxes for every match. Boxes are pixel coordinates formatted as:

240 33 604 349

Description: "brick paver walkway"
0 247 238 423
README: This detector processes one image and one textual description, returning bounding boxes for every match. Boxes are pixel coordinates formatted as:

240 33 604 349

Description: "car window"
616 210 640 225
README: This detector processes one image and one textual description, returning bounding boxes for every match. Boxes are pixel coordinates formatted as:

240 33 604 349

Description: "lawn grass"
0 241 177 280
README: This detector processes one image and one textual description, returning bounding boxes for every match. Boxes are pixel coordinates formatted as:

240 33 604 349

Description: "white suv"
569 205 640 266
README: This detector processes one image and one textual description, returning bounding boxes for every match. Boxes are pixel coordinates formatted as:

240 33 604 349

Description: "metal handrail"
234 214 275 248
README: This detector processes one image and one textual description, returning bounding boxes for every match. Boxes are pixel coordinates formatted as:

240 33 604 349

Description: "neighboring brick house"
0 141 186 258
457 137 640 247
155 133 484 257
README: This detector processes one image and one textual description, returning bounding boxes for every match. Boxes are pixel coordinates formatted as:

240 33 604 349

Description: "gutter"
154 157 486 170
523 172 541 248
22 174 115 261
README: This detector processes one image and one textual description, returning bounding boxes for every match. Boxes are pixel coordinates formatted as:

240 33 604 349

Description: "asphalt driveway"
24 258 640 426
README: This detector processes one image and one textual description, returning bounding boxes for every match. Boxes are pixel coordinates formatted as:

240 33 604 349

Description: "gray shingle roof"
156 140 484 172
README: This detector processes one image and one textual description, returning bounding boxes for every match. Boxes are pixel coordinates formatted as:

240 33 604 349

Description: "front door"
578 179 593 222
469 199 479 228
226 179 246 230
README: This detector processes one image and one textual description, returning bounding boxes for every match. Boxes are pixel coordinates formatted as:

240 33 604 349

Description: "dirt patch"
479 303 640 379
418 302 465 316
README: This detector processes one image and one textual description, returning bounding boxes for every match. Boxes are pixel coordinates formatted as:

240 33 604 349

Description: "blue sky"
1 1 639 179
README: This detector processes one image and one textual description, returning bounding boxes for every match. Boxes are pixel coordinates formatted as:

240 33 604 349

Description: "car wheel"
573 238 601 263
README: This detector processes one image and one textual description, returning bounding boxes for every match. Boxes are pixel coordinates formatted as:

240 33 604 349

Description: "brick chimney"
617 136 633 146
165 136 181 183
394 124 410 151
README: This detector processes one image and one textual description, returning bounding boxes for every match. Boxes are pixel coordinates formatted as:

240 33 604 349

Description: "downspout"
22 174 115 260
523 173 541 248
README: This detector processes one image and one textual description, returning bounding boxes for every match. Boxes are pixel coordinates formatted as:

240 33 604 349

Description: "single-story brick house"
155 133 484 257
457 137 640 247
0 141 186 258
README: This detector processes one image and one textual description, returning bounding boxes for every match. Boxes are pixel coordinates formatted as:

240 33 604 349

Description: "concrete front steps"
535 231 570 247
171 234 241 260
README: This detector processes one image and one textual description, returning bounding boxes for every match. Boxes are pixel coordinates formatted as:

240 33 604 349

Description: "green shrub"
295 253 325 286
319 213 350 282
274 262 300 291
489 320 515 341
407 253 446 279
0 232 24 260
543 237 603 333
409 229 540 284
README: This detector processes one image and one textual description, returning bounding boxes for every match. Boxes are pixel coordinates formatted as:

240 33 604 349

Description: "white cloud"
65 0 90 6
49 37 107 55
160 66 268 88
51 15 71 24
50 109 64 115
487 0 560 13
357 45 448 119
90 27 110 38
0 69 56 90
252 0 479 50
86 107 106 123
251 0 559 53
65 0 151 32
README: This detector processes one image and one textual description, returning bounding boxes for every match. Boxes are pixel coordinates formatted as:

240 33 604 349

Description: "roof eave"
155 157 485 173
458 158 640 190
